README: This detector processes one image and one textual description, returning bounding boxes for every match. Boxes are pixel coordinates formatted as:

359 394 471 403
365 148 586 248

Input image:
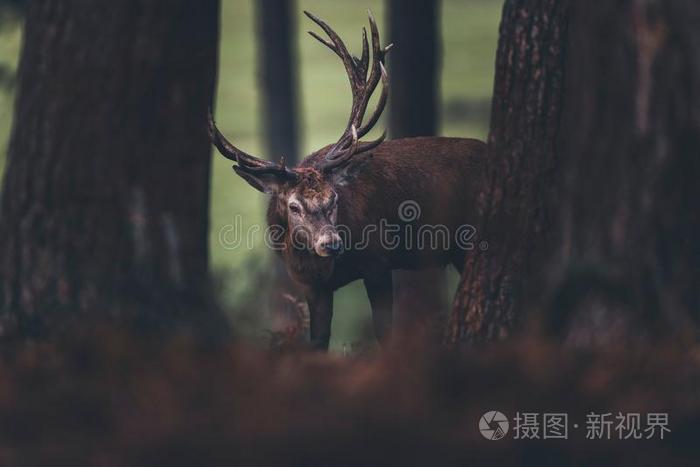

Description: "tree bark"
543 0 700 345
0 0 223 338
256 0 300 164
387 0 446 333
449 0 570 344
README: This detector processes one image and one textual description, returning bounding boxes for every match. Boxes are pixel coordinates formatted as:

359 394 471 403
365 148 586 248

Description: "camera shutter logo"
479 411 509 440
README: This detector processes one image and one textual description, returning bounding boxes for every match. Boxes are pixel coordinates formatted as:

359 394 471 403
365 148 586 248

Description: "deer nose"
316 237 344 257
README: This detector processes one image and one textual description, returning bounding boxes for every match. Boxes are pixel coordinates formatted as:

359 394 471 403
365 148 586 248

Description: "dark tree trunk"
449 0 570 344
256 0 300 164
0 0 223 338
543 0 700 345
388 0 440 138
387 0 446 332
255 0 303 334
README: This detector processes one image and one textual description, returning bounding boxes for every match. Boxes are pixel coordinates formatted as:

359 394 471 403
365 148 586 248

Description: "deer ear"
233 166 285 194
331 153 373 186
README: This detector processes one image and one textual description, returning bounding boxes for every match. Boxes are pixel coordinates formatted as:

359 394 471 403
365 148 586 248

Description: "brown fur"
260 136 487 349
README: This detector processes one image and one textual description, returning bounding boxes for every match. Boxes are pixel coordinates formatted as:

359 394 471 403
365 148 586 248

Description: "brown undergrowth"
0 327 698 467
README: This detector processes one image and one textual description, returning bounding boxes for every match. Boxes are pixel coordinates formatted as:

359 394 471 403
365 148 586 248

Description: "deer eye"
289 203 302 215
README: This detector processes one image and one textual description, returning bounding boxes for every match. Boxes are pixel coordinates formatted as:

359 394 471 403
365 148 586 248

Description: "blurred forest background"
0 0 500 350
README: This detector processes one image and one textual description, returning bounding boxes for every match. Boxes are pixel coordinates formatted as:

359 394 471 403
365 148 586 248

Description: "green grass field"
0 0 502 350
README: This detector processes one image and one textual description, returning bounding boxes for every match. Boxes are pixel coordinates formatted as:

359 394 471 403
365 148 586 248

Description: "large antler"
305 10 392 172
208 112 298 181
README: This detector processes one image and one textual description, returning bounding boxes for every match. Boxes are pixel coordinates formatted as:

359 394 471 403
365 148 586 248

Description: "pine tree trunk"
449 0 570 344
0 0 222 338
543 0 700 345
387 0 446 333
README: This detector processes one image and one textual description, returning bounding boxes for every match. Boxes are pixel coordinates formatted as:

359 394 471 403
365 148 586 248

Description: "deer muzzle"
315 231 344 257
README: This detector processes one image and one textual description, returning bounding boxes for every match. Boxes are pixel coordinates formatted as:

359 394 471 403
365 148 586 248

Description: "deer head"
209 11 392 258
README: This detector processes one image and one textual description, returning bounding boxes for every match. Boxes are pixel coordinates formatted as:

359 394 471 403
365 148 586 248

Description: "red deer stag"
209 11 486 350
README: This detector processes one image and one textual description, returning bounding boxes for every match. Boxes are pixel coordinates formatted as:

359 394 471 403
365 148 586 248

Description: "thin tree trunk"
255 0 303 336
388 0 440 138
387 0 447 333
543 0 700 345
449 0 570 344
256 0 300 164
0 0 223 338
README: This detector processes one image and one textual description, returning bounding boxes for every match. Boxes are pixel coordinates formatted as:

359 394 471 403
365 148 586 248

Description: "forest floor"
0 0 502 350
0 329 697 466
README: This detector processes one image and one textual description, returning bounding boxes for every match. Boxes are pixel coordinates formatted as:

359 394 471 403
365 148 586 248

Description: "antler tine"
358 27 369 80
304 11 359 84
357 62 389 138
318 130 386 172
327 125 359 162
358 10 389 123
208 111 259 164
307 30 337 54
306 10 390 172
355 130 386 156
231 154 297 180
208 111 297 180
356 9 384 99
337 11 391 143
238 163 297 179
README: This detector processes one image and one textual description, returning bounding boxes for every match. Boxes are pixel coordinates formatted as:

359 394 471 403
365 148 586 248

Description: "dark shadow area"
0 327 697 467
0 64 14 91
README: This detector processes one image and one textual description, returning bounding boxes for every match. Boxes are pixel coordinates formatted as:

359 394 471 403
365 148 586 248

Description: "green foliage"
0 20 20 174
